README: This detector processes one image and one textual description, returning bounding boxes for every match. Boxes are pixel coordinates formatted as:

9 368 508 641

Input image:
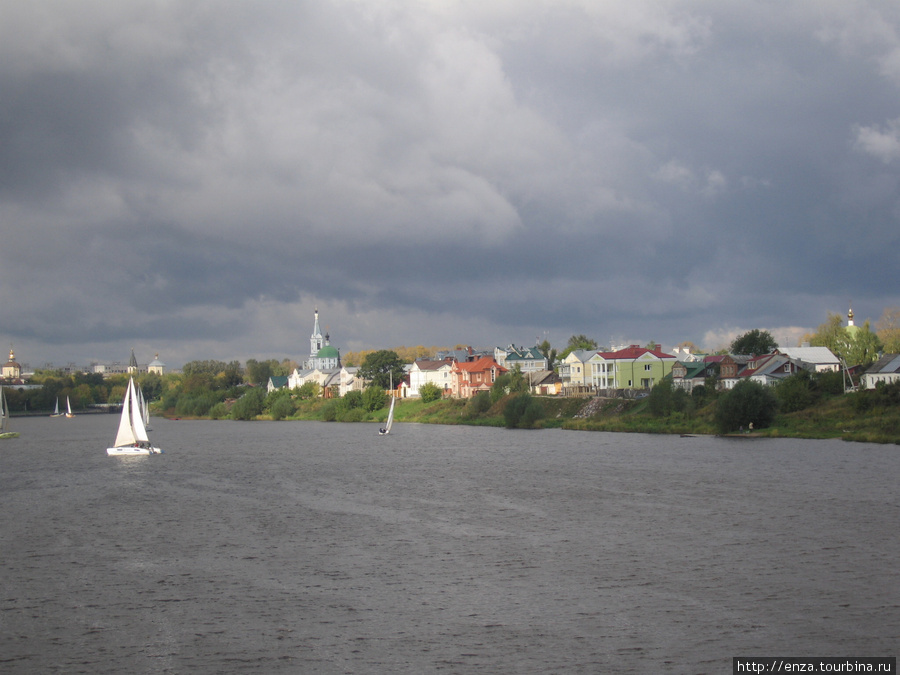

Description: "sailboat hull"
107 446 162 456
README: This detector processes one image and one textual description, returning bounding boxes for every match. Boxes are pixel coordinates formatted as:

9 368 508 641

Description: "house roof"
529 370 560 386
504 345 544 360
563 349 595 363
775 346 840 365
453 356 506 373
601 345 676 360
268 376 289 388
866 354 900 374
674 361 708 378
411 359 453 371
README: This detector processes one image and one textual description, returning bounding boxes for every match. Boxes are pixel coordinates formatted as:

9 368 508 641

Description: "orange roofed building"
451 356 507 398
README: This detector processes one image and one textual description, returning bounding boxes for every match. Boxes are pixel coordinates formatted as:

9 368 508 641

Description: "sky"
2 1 900 370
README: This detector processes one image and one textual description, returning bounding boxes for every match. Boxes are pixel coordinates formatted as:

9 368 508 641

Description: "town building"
2 347 22 381
304 308 341 370
451 356 506 398
148 354 166 375
495 344 547 372
408 359 454 398
862 354 900 389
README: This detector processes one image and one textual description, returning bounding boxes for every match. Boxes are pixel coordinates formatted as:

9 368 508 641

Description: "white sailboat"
50 398 64 417
0 386 18 439
106 378 161 456
65 396 75 418
379 395 395 436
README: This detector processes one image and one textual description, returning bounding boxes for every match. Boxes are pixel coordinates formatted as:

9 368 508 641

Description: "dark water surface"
1 415 897 673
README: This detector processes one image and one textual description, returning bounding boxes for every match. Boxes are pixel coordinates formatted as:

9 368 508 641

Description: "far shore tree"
730 329 778 356
358 350 405 390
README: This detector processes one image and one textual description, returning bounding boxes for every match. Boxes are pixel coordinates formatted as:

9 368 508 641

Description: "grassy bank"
212 390 900 444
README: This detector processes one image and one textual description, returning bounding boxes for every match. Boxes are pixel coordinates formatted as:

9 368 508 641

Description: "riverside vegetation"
9 355 899 444
168 363 900 445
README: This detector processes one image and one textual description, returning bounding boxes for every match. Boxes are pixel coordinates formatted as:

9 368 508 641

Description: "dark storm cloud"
2 1 900 366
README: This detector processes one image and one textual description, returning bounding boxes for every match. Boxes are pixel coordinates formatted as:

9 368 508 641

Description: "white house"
558 350 593 387
408 359 454 398
862 354 900 389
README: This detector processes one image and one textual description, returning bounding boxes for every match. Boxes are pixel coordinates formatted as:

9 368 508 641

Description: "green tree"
714 380 779 433
558 334 599 360
341 390 364 411
182 360 228 378
491 367 529 403
419 382 443 403
775 370 816 413
844 320 882 368
296 381 321 399
230 387 265 420
730 329 778 355
140 373 163 401
876 307 900 353
245 359 275 386
362 386 388 412
503 392 544 429
806 313 882 367
466 391 492 417
218 360 244 388
358 350 405 390
269 395 295 420
538 339 557 371
648 378 675 417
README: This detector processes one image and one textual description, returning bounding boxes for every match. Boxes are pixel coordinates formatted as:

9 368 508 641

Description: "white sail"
0 387 8 432
112 380 137 447
137 384 151 430
380 395 395 435
52 398 60 416
65 395 74 417
386 396 395 431
130 380 150 443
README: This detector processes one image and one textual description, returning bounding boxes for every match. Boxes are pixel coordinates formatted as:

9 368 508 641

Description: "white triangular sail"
52 398 60 416
130 380 150 443
0 387 8 432
380 395 395 435
65 395 74 417
137 383 151 430
386 396 395 432
112 380 138 447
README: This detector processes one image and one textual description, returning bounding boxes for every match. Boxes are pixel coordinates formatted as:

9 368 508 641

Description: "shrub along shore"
165 378 900 445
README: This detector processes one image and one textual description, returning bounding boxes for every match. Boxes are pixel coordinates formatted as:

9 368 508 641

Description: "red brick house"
451 357 506 398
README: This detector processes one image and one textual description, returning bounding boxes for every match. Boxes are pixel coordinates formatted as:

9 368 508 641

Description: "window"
644 364 652 371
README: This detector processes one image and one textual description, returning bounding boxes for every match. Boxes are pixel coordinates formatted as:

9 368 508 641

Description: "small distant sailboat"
65 396 75 418
0 386 18 439
50 398 64 417
379 395 395 436
106 378 161 456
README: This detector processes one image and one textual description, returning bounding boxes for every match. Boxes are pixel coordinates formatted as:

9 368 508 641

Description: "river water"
1 415 897 673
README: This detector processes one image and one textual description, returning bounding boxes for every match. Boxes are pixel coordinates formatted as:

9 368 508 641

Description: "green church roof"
317 345 340 359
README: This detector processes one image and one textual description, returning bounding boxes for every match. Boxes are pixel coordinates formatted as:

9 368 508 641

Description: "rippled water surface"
1 415 897 673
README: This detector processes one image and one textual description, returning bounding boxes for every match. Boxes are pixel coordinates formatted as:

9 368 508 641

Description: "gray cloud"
2 1 899 368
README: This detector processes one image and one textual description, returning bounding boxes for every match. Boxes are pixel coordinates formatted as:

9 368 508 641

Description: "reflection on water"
1 415 897 674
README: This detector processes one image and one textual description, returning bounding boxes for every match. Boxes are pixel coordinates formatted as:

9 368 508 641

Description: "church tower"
846 304 859 338
304 307 341 370
310 307 324 360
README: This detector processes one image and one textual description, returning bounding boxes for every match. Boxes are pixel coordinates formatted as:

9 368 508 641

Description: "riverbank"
164 392 900 445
